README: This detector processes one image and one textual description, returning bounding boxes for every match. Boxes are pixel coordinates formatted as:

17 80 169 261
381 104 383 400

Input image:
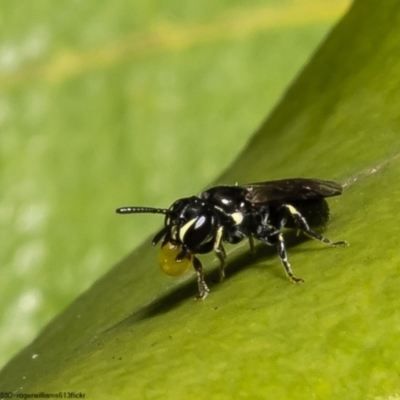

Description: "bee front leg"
192 256 210 300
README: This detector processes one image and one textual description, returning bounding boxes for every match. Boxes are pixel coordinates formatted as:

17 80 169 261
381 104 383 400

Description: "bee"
116 178 347 299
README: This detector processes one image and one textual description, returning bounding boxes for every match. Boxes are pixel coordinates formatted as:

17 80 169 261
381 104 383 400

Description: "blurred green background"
0 0 350 369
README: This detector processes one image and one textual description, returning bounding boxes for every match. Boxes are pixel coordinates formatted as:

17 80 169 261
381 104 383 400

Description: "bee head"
160 197 219 254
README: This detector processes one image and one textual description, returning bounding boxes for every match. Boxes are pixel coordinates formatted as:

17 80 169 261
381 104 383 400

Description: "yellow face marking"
178 218 197 242
158 242 193 276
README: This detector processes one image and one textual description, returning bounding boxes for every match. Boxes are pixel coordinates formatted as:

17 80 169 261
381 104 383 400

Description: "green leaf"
2 0 400 399
0 0 346 369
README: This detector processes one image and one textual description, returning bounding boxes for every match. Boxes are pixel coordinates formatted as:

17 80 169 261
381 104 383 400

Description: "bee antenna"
116 206 169 215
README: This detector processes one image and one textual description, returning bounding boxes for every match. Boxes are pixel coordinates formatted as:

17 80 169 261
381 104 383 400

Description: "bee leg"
256 229 304 283
276 233 304 284
175 246 189 262
151 226 169 246
213 226 227 282
214 245 227 282
192 256 210 300
252 225 280 253
283 204 348 247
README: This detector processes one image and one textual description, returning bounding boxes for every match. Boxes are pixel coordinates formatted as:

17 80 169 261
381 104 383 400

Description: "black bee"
116 178 347 299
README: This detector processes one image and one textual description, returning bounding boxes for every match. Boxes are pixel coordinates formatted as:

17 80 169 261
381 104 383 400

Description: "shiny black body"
116 178 347 299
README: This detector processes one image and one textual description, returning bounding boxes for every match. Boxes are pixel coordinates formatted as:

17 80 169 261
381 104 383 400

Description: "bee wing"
242 178 343 204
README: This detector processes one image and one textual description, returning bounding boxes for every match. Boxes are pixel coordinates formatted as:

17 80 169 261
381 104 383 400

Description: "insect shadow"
131 230 319 322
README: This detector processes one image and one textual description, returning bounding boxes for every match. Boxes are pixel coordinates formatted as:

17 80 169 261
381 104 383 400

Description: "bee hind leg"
275 232 304 283
283 204 348 247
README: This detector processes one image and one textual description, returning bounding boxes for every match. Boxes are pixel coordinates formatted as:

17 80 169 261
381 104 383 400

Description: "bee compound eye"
179 214 216 250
